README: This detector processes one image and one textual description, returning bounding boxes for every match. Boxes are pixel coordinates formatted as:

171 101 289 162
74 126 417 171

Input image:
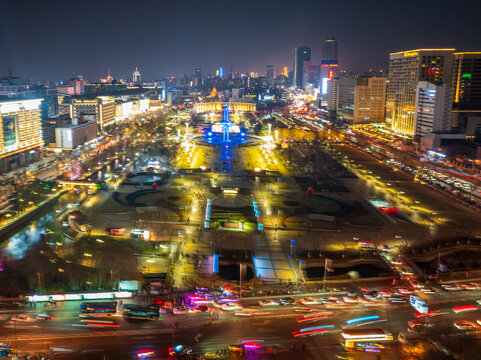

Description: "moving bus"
340 329 393 351
0 342 9 358
79 302 118 318
123 305 162 320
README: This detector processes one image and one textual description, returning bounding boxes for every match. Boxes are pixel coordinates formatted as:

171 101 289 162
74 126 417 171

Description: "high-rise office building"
293 47 311 88
414 81 453 136
337 77 357 122
283 66 288 77
194 68 202 87
450 52 481 135
302 61 311 89
322 36 338 61
386 49 454 135
320 37 339 95
353 76 387 123
133 67 141 84
0 98 43 173
327 77 339 118
452 52 481 110
266 65 275 79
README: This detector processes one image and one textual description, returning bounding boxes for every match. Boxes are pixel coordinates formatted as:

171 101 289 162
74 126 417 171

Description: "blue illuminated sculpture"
220 104 233 143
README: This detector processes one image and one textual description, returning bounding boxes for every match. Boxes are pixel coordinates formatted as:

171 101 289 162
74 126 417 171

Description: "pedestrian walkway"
253 235 296 282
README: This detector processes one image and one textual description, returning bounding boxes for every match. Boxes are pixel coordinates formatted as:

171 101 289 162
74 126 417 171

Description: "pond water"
218 264 254 281
305 264 390 279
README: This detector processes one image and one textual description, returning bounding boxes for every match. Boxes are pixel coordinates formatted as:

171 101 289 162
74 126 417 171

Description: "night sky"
1 0 481 82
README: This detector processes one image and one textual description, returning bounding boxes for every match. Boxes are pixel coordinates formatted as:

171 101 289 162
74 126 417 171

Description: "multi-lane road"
3 288 481 359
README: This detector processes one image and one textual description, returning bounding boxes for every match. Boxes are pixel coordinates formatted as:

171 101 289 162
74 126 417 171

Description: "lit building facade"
320 37 339 95
450 52 481 136
55 121 97 149
293 47 311 88
414 81 453 136
452 52 481 110
194 69 202 87
336 78 356 122
194 102 256 113
386 49 454 135
0 98 43 173
353 76 387 123
70 96 115 130
327 77 339 118
133 67 141 84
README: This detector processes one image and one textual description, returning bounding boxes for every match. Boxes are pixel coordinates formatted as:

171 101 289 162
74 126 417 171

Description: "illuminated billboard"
121 102 134 117
139 99 149 112
2 115 17 148
322 77 328 94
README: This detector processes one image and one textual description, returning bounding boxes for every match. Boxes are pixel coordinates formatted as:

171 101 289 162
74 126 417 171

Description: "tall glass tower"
294 47 311 88
320 37 339 95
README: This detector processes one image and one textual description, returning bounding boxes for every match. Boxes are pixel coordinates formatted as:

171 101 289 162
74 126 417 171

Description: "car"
259 299 280 307
168 345 192 357
36 313 55 320
397 288 414 295
453 305 478 313
379 290 392 297
463 283 481 291
279 297 296 305
343 296 362 303
190 305 208 313
454 320 478 330
221 303 243 311
11 314 36 322
420 288 436 294
389 296 408 303
413 309 443 318
172 306 189 315
137 349 156 358
226 344 243 353
0 314 9 321
408 320 422 332
442 284 463 291
298 297 320 305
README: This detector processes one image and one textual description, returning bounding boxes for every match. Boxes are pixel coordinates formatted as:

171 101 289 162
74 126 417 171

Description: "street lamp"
268 123 272 137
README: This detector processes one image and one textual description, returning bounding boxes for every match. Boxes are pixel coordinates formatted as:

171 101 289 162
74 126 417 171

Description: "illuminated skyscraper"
322 36 337 62
294 47 311 88
452 52 481 110
283 66 288 77
133 67 141 84
194 68 202 87
450 52 481 133
320 37 339 95
386 49 454 135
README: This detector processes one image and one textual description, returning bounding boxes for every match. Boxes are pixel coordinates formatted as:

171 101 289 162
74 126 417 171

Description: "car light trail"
346 315 380 325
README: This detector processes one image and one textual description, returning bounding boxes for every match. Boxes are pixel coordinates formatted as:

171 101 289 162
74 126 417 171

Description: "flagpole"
436 251 440 282
323 257 327 292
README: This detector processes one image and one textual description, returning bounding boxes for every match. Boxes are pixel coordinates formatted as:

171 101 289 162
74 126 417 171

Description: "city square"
1 1 481 359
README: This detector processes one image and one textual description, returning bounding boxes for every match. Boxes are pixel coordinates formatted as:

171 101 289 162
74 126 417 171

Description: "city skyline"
2 0 481 81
